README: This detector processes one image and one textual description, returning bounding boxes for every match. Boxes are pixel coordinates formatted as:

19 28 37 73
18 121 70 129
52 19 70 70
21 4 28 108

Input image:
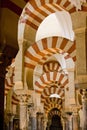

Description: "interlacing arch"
34 71 68 93
24 36 76 69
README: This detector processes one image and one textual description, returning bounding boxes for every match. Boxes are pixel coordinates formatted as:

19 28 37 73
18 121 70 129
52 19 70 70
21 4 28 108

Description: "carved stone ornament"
15 89 31 105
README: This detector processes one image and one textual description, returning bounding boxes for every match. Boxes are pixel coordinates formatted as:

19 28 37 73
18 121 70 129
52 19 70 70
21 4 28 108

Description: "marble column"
43 116 48 130
20 104 27 130
72 107 79 130
16 90 30 130
65 113 73 130
31 114 37 130
41 116 44 130
37 113 43 130
82 89 87 130
62 112 71 130
62 118 66 130
69 115 73 130
8 113 14 130
65 115 70 130
29 106 37 130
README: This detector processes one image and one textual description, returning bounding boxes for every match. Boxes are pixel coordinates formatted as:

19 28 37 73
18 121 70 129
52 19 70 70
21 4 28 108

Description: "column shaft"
31 116 37 130
72 113 79 130
82 89 87 130
20 104 27 130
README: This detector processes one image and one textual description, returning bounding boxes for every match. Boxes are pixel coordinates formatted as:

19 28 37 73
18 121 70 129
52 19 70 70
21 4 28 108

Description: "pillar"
20 103 27 130
43 115 47 130
41 116 44 130
28 106 37 130
65 114 71 130
62 117 66 130
16 90 30 130
82 89 87 130
37 113 41 130
66 113 73 130
37 113 43 130
31 114 37 130
71 106 79 130
6 113 14 130
68 70 75 105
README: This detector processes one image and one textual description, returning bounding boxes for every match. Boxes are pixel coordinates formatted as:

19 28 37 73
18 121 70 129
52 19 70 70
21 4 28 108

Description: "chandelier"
69 0 86 10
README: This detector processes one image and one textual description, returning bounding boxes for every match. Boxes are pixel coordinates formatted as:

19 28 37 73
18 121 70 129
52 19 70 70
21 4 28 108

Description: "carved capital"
15 89 31 105
82 89 87 102
19 94 30 104
70 104 81 116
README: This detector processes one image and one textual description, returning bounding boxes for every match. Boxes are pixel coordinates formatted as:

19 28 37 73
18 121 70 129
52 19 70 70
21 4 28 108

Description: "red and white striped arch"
24 36 76 69
18 0 87 42
43 61 62 73
34 71 68 94
2 0 87 18
41 86 65 103
44 97 62 113
5 60 19 106
19 0 77 29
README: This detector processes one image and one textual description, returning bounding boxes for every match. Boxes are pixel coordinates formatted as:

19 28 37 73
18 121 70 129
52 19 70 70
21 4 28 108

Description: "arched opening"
50 115 63 130
47 108 63 130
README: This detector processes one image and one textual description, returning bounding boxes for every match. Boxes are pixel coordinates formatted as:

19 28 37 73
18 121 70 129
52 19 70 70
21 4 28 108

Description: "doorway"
50 115 63 130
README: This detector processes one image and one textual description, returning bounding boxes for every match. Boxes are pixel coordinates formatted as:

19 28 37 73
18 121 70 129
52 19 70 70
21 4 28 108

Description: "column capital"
70 104 81 115
82 89 87 101
28 107 37 118
37 112 43 117
15 89 31 105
